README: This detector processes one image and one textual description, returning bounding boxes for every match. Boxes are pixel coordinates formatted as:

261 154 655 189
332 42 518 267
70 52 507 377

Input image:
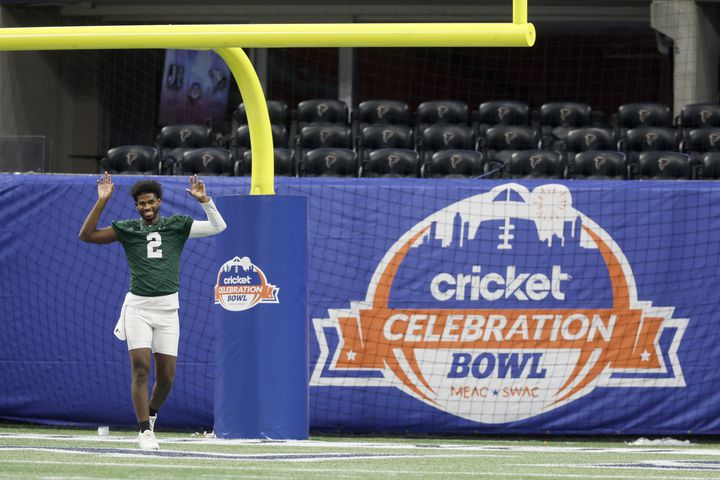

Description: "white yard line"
521 460 720 472
1 433 718 456
1 460 718 480
0 448 509 462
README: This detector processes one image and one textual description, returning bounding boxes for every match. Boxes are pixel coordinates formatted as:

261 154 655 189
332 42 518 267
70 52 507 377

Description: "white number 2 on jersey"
146 232 163 258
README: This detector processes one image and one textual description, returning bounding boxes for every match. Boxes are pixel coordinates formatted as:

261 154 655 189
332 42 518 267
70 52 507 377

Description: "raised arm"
187 175 227 238
78 171 119 244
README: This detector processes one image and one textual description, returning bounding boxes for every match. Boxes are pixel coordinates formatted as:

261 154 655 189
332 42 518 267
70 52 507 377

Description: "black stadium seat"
540 102 592 129
679 103 720 143
567 151 627 180
296 99 349 127
480 125 539 165
636 151 692 180
158 124 215 174
301 148 358 177
356 100 411 127
297 124 353 150
423 150 484 179
295 123 353 166
158 124 214 149
621 127 679 164
502 150 564 179
359 124 414 150
562 127 616 162
362 148 420 178
684 127 720 161
101 145 159 175
475 100 530 137
177 148 234 176
358 124 414 165
540 102 593 147
233 100 290 129
679 103 720 130
241 148 295 177
616 103 672 138
415 100 470 132
699 152 720 180
419 124 476 165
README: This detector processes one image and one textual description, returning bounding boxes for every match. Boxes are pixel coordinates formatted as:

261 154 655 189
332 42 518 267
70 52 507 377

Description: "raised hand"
186 174 209 203
97 171 114 201
79 171 119 243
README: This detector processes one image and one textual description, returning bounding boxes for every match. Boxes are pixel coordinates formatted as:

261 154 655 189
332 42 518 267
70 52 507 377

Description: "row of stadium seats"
100 99 720 179
226 99 720 146
186 122 720 159
222 100 720 170
230 99 720 131
103 120 720 178
100 145 720 180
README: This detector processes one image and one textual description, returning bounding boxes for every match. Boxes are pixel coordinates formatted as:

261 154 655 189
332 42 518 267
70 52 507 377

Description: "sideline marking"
592 460 720 472
0 446 427 462
0 433 718 456
0 446 505 463
1 460 719 480
521 460 720 474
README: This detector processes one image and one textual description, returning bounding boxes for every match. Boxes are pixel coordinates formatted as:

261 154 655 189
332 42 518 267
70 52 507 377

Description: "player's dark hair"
131 180 162 202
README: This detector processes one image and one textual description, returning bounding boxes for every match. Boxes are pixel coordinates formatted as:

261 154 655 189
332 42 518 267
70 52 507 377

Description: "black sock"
149 407 158 417
139 420 150 432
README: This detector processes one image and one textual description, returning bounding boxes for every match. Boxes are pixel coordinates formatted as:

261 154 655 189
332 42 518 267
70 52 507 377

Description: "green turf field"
1 426 719 479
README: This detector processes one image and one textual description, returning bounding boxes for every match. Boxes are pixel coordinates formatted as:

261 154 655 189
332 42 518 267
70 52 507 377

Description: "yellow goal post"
0 1 534 194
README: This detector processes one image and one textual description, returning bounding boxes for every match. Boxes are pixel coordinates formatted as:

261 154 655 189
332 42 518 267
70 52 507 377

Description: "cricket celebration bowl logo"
215 256 279 311
311 183 687 424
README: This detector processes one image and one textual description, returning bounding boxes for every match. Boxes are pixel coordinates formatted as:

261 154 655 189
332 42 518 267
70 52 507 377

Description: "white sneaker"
138 430 160 450
149 415 157 432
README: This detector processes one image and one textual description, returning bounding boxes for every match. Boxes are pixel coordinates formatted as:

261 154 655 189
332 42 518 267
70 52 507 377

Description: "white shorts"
122 305 180 356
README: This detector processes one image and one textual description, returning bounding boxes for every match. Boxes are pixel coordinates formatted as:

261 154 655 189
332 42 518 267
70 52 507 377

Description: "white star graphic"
346 350 357 361
640 350 651 362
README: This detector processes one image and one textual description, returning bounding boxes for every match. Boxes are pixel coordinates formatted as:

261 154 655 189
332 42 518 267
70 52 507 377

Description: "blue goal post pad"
213 195 309 439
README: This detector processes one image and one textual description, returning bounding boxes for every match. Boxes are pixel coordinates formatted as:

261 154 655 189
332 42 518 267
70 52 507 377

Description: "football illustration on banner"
215 256 279 312
312 183 687 424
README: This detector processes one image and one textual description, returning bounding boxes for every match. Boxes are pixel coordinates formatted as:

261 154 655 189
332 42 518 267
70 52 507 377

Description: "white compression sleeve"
189 198 227 238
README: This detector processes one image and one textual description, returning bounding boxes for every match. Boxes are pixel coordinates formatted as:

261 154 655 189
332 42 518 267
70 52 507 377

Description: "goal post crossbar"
0 2 534 194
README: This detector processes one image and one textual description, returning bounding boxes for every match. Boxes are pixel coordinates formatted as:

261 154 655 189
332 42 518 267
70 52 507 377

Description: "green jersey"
111 215 194 297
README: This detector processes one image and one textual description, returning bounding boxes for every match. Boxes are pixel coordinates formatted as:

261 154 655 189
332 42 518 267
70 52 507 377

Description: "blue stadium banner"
308 181 704 434
1 174 719 436
213 195 309 439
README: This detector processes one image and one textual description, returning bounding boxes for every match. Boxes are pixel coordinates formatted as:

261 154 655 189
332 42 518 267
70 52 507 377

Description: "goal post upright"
514 0 528 24
214 47 275 195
